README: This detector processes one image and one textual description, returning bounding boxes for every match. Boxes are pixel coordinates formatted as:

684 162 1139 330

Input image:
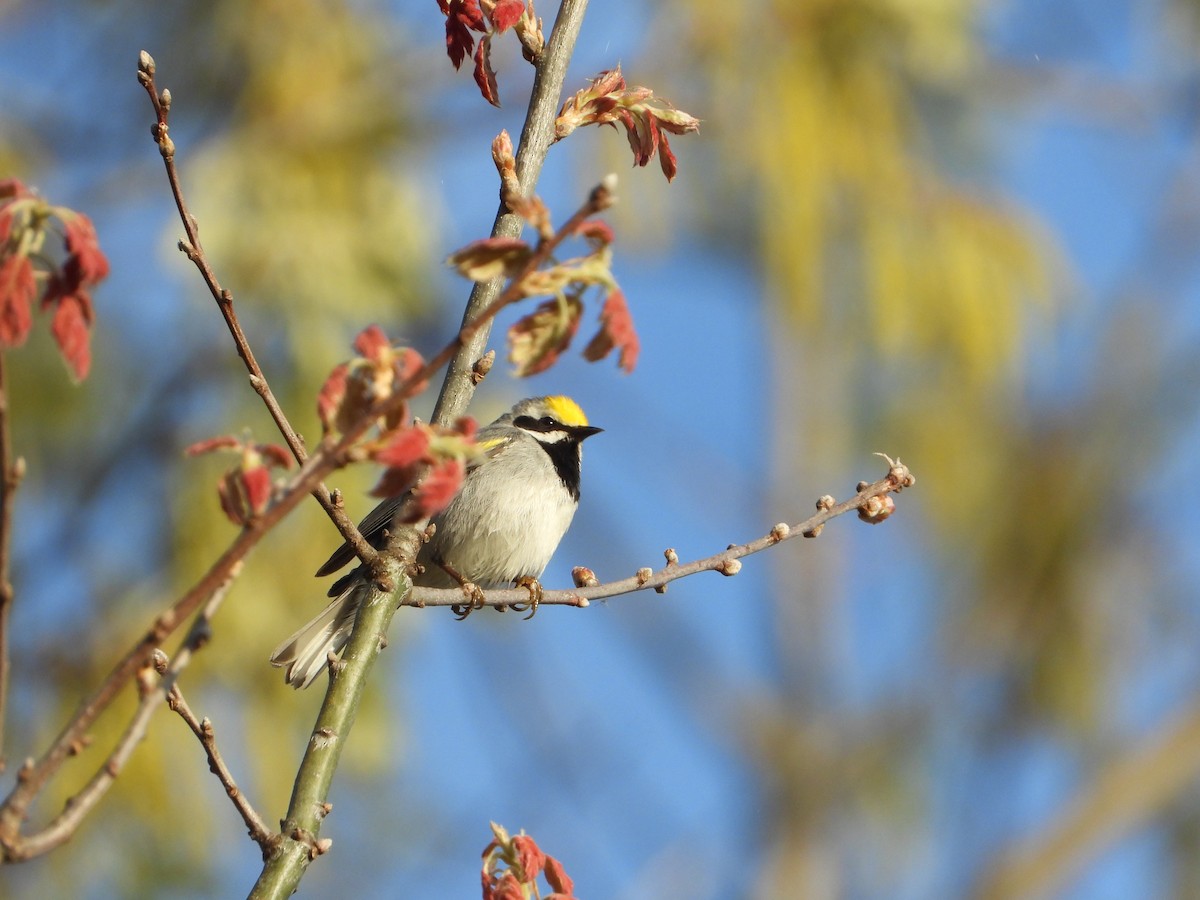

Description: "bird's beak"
572 425 603 440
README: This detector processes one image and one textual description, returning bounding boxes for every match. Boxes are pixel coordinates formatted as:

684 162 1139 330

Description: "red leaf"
369 465 421 500
658 132 679 182
353 323 391 362
63 214 109 285
443 0 484 69
395 347 429 398
447 237 532 281
0 179 28 201
258 443 295 469
49 291 93 381
456 0 485 29
445 15 475 69
184 435 243 456
490 873 524 900
317 363 349 434
490 0 524 31
544 856 575 895
583 289 639 373
373 426 431 469
474 35 500 107
511 835 545 882
0 254 35 347
411 458 465 519
240 464 273 516
455 416 478 441
574 219 614 247
217 472 248 526
508 294 583 377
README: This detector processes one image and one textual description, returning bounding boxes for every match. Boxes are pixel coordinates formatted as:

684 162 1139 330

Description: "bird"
270 395 602 688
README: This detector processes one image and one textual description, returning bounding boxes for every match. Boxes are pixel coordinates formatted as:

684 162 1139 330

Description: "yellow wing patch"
543 395 589 427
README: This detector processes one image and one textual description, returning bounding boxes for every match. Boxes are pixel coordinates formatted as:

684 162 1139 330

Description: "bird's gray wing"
313 430 513 578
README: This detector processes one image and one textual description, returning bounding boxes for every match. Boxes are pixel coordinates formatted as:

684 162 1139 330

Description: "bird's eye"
539 416 557 428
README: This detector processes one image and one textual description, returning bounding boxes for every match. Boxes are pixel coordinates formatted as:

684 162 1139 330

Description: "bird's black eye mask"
514 414 562 433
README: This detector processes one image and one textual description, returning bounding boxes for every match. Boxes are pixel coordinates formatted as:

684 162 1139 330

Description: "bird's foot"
450 581 486 620
511 576 543 620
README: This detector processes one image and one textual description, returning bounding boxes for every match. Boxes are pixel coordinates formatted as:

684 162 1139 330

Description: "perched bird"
270 395 601 688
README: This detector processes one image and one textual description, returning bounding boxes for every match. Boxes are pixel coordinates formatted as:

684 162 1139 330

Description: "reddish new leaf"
555 67 699 181
659 132 680 182
317 362 349 434
258 443 296 469
396 346 429 398
474 35 500 107
488 873 524 900
508 294 583 377
411 458 465 519
0 179 29 201
442 0 484 69
49 291 93 381
353 323 391 361
511 834 545 881
544 855 575 895
447 236 532 281
240 464 273 517
185 435 243 456
0 254 36 347
574 219 614 248
63 214 109 284
583 288 639 373
490 0 525 32
217 471 248 526
373 425 431 469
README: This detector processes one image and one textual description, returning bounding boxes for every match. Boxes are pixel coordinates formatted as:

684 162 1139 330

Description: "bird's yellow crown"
543 395 590 427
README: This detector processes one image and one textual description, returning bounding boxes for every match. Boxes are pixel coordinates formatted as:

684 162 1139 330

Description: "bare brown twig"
134 52 379 574
166 684 277 856
405 458 917 609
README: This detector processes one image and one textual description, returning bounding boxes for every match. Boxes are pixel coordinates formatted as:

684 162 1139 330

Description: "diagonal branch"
166 683 276 857
135 52 377 572
0 562 241 861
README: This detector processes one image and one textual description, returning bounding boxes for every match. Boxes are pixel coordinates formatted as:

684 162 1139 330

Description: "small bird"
270 395 602 688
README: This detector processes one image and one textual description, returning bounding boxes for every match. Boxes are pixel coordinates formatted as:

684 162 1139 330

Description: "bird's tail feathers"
269 580 364 689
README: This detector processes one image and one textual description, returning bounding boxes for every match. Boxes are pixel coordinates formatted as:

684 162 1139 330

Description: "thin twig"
166 684 276 856
406 459 917 609
0 563 242 861
0 354 19 770
134 53 378 573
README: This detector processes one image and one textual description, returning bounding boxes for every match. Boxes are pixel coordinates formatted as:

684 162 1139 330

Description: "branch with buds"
403 457 916 611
